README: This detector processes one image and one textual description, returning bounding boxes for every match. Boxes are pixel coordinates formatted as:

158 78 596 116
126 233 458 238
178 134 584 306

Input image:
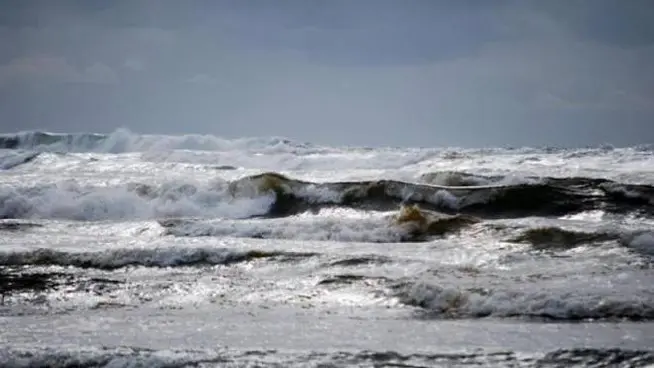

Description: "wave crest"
228 172 654 219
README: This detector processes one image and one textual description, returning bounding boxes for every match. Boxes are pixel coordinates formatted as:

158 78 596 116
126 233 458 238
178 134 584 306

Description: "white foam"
0 181 273 221
626 232 654 255
0 246 271 269
400 273 654 320
0 346 224 368
3 129 654 183
0 150 40 170
163 212 411 243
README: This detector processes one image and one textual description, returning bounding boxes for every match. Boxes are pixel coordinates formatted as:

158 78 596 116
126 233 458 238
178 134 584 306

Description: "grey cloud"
0 56 118 85
0 1 652 147
184 74 219 86
124 57 145 71
523 0 654 47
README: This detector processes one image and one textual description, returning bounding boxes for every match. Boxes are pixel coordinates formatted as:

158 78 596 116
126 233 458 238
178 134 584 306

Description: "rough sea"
1 130 653 367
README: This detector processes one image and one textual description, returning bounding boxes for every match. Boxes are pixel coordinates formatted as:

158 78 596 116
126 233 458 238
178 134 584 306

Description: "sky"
0 0 653 147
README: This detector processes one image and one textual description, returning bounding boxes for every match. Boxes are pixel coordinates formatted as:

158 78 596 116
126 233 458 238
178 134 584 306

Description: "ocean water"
1 130 653 367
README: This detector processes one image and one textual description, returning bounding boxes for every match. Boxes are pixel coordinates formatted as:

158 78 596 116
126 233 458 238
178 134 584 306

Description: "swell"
506 227 654 256
507 227 647 251
0 247 318 270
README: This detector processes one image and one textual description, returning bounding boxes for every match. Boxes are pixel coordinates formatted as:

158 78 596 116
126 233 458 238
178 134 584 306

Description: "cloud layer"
1 0 652 147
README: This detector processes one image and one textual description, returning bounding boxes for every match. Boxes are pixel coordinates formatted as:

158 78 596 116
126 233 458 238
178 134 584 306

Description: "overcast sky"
1 0 653 147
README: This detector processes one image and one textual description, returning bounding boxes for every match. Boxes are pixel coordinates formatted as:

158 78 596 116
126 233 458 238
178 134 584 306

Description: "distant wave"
0 129 319 154
2 129 653 155
0 131 105 151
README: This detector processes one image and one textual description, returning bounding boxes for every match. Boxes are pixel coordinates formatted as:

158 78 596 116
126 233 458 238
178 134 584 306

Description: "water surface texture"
1 131 653 367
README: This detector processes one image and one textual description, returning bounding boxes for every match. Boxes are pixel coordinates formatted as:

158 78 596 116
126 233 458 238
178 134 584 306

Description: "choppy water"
1 130 653 367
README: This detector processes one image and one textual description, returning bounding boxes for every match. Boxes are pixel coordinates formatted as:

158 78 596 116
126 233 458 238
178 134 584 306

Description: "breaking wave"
160 206 478 243
419 171 526 187
0 247 318 270
2 171 653 221
226 172 654 218
0 180 274 221
395 275 654 321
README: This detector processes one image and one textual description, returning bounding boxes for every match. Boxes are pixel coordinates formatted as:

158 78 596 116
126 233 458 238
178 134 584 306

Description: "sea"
1 129 653 367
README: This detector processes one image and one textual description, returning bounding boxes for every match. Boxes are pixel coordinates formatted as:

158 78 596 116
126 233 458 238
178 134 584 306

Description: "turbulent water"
1 130 653 367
